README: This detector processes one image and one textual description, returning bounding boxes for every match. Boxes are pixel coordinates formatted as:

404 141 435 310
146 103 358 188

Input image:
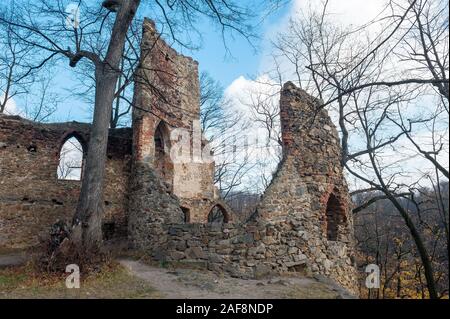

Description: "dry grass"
0 261 161 299
0 246 27 255
285 282 341 299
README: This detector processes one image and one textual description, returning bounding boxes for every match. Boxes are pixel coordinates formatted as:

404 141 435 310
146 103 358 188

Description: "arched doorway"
154 121 173 191
325 192 345 241
207 204 230 224
181 207 190 223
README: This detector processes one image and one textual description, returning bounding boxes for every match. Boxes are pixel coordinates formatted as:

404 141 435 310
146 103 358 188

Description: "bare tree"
71 17 142 128
1 23 59 121
199 71 257 200
268 0 448 298
0 24 37 114
21 76 60 122
244 80 283 148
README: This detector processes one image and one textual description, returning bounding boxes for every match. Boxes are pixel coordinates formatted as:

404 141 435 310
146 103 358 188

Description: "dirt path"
119 259 355 299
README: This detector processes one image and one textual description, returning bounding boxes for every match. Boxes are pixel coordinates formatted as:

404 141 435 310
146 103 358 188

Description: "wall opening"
102 222 116 241
325 193 344 241
154 121 173 191
207 204 230 224
57 136 85 180
181 207 190 223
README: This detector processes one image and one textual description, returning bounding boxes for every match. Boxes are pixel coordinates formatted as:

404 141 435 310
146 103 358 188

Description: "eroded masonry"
0 19 357 293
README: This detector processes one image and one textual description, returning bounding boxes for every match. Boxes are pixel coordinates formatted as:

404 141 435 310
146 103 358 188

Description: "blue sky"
4 0 448 190
5 1 293 123
190 4 291 89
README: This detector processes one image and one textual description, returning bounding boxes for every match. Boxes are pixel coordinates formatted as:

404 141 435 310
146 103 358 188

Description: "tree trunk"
367 147 438 299
387 193 438 299
72 0 140 251
72 69 117 248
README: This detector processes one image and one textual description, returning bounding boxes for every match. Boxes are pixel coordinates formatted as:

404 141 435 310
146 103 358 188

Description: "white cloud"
225 75 279 115
215 75 282 192
259 0 388 74
292 0 386 26
222 0 449 192
224 74 281 150
0 95 22 116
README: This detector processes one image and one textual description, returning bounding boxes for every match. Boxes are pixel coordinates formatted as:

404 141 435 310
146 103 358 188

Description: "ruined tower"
127 19 229 253
256 82 357 290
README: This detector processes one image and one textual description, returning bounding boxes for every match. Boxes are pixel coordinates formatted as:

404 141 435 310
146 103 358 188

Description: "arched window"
325 193 344 241
207 204 230 224
154 121 173 191
57 136 85 180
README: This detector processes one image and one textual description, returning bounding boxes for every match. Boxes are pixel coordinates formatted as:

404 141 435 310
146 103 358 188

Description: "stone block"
185 246 207 259
168 251 185 260
254 263 274 279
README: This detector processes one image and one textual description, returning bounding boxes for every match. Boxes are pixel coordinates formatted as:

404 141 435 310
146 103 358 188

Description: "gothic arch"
207 202 231 224
57 133 87 180
57 131 87 155
154 120 171 154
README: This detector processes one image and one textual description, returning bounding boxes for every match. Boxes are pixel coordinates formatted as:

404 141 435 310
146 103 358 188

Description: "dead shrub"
35 220 112 274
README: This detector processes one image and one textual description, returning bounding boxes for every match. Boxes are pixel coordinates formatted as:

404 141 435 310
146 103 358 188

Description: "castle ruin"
0 19 357 293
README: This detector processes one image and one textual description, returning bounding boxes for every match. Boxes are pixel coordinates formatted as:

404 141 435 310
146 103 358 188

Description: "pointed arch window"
207 204 230 224
57 135 85 180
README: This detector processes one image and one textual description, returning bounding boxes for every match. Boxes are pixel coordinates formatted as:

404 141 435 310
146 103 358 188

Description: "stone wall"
163 219 356 292
130 19 216 207
128 18 221 251
0 114 132 249
256 82 357 290
133 82 358 295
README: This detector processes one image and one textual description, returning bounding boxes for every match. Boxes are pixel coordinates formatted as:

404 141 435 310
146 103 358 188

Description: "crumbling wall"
128 18 219 253
0 114 132 249
130 19 215 203
147 83 358 295
256 82 357 291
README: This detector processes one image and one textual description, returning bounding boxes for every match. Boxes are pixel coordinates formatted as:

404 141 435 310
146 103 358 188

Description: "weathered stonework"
143 83 358 294
127 19 226 253
0 18 357 294
130 19 217 204
256 82 357 290
0 115 132 248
